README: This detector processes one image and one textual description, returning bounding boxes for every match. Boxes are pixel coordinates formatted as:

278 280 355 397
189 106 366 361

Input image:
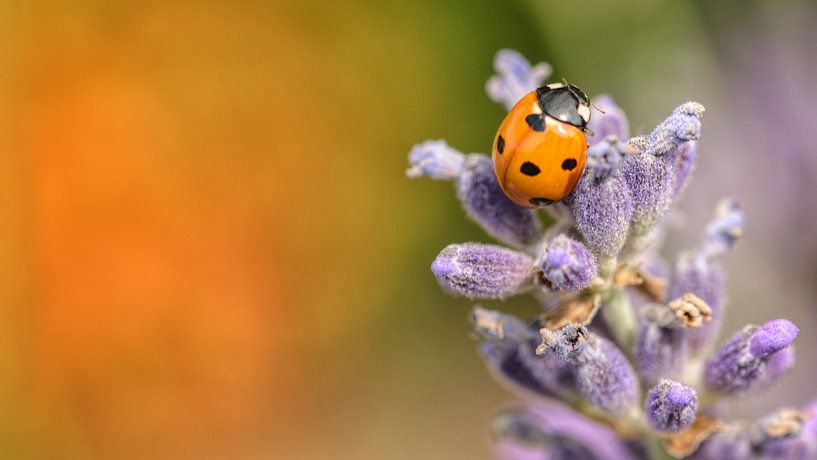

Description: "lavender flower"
704 319 799 394
645 380 698 433
622 102 704 239
409 49 812 460
538 324 639 415
568 138 633 257
432 244 534 299
537 235 597 292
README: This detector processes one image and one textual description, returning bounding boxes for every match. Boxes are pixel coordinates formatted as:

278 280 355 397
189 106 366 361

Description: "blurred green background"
1 0 815 458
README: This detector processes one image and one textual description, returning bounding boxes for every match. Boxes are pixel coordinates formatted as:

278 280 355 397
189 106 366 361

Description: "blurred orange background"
2 1 816 458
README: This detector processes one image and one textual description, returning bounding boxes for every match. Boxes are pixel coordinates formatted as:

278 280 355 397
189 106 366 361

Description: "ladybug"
492 82 592 208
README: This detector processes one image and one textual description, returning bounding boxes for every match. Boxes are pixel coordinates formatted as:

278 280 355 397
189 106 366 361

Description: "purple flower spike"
486 49 552 110
622 102 704 234
671 141 698 199
587 95 630 146
470 306 535 345
568 139 634 257
432 243 534 299
668 255 726 353
457 155 542 248
537 235 597 292
704 319 799 394
645 380 698 433
539 325 639 415
406 139 466 180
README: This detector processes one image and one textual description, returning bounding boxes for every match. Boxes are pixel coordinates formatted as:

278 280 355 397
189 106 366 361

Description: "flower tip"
407 139 465 180
430 255 456 278
750 319 799 357
680 101 706 117
646 380 698 433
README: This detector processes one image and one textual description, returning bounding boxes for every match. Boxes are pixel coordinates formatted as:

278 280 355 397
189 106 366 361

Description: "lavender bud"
480 341 554 399
491 408 598 460
693 427 752 460
704 319 799 394
568 139 633 257
471 306 534 345
538 325 639 415
700 198 744 262
406 139 466 179
668 258 725 354
486 49 552 110
645 380 698 433
587 95 630 145
754 408 817 460
635 306 689 385
457 155 542 248
756 347 797 390
493 402 639 460
671 141 698 199
516 341 577 400
537 235 597 292
432 243 534 299
622 102 704 234
640 102 705 158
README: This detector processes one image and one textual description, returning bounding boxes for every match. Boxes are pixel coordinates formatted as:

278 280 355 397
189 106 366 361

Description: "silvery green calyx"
408 49 813 459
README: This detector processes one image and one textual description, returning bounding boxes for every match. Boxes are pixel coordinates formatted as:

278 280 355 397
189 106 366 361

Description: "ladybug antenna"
590 100 606 114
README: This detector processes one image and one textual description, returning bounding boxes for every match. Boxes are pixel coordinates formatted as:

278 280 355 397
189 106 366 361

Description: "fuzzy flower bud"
457 155 542 248
635 305 690 385
470 305 534 345
568 139 634 257
587 95 630 145
704 319 799 394
753 407 817 460
700 198 744 261
432 243 534 299
406 139 466 179
486 49 552 110
622 102 704 235
492 402 639 460
645 380 698 433
536 235 597 292
538 324 639 415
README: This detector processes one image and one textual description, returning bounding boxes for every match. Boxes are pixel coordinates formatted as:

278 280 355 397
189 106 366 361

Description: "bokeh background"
2 0 816 458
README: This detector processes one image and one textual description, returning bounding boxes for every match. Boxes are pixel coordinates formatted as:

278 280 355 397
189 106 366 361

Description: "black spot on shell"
561 158 578 171
520 162 541 176
497 135 505 154
530 197 554 207
525 114 545 132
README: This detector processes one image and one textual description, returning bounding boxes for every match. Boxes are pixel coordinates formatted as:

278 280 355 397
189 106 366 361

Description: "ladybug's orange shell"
492 91 587 208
